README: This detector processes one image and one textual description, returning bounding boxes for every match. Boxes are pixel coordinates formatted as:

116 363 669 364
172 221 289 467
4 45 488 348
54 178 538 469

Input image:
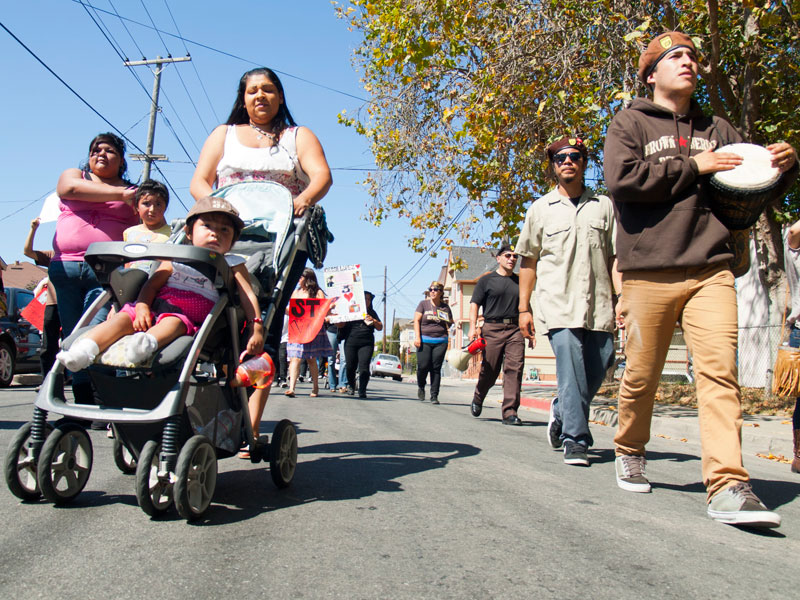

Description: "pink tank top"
52 172 138 261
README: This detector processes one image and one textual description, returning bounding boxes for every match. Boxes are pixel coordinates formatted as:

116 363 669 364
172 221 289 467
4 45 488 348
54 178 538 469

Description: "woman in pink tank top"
190 68 332 455
48 132 138 404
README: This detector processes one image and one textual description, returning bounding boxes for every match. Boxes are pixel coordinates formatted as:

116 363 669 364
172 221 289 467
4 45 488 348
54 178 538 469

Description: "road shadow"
201 438 481 526
588 448 701 467
481 417 543 428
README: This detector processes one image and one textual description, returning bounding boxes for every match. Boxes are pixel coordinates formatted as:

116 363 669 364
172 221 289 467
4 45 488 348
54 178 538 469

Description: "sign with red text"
288 297 336 344
20 286 47 332
323 264 367 324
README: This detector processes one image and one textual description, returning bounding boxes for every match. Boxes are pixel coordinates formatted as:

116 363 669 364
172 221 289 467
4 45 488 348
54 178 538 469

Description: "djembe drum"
710 143 781 230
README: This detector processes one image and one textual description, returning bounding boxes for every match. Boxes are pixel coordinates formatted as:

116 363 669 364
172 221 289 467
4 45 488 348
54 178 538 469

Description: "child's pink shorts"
120 288 215 336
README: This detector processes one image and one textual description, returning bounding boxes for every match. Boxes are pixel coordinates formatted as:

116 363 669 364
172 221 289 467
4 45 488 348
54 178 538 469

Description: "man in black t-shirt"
469 243 524 425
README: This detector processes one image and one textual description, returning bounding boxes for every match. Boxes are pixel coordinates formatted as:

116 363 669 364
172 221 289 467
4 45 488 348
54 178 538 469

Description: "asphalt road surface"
1 377 798 599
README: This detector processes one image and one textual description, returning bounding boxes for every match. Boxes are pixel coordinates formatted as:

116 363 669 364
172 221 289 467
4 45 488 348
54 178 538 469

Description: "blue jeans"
327 329 339 389
547 328 615 447
337 339 349 389
48 260 110 386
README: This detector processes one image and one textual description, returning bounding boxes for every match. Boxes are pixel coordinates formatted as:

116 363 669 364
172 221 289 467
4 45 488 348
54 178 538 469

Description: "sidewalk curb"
520 393 793 460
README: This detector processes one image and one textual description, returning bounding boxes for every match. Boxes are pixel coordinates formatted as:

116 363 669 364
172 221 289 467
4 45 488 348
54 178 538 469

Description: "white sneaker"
615 455 651 493
707 482 781 528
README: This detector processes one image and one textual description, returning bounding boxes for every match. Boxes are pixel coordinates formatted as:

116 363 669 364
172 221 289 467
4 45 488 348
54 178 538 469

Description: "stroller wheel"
174 435 217 521
112 438 137 474
135 441 172 517
4 422 53 501
37 422 93 504
270 419 297 489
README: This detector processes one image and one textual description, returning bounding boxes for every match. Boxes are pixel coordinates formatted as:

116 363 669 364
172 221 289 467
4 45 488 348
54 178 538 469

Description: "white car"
370 354 403 381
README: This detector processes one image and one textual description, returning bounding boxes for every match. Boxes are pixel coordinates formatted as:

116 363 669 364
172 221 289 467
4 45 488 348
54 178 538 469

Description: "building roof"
393 317 413 330
1 260 47 290
447 246 499 282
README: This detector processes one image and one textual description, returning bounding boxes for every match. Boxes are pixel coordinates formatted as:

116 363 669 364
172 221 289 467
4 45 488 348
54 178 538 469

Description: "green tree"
336 0 799 314
389 322 401 357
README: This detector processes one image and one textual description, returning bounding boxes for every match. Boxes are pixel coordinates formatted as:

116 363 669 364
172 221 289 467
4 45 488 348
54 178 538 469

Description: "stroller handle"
83 242 236 293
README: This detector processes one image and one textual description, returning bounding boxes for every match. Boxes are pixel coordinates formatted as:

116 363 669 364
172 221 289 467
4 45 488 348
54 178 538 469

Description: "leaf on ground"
756 453 791 464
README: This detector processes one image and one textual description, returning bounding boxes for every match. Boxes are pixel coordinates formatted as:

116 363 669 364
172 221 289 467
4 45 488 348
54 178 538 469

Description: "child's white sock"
56 338 99 372
125 332 159 364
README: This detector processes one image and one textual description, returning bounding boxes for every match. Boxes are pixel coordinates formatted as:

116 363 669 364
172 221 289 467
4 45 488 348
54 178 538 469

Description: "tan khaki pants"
615 263 748 500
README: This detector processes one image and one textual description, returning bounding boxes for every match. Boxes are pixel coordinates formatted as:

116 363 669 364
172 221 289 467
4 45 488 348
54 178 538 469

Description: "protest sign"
323 264 366 324
287 297 336 344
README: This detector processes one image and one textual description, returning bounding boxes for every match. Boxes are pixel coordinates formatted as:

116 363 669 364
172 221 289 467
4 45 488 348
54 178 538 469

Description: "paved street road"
1 377 799 599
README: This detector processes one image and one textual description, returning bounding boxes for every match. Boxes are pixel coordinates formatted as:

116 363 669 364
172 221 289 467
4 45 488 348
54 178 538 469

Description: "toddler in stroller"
55 196 264 373
5 183 302 521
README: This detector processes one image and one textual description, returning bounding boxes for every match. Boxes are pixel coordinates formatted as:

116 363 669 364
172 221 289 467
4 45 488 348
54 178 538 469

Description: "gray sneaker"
615 455 651 493
547 398 563 449
563 441 589 466
417 387 425 402
707 482 781 528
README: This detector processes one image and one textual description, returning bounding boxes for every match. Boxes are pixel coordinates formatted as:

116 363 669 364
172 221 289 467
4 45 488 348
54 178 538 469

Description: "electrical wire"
0 192 50 223
139 0 210 135
161 0 219 123
386 201 472 295
0 20 145 154
70 0 368 102
84 2 201 160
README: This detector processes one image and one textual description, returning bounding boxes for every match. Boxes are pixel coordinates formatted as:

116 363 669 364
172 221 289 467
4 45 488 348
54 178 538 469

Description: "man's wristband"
519 310 531 314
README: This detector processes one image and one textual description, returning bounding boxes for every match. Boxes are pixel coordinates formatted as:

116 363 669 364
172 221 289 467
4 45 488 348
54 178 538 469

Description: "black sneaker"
346 387 355 396
563 441 589 466
417 388 425 402
430 396 439 405
547 397 563 449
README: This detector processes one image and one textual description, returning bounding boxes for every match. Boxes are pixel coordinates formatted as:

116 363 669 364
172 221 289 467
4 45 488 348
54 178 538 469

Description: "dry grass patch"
596 382 796 416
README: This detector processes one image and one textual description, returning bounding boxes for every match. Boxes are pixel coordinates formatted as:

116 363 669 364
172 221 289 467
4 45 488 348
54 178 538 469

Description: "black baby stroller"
4 182 303 521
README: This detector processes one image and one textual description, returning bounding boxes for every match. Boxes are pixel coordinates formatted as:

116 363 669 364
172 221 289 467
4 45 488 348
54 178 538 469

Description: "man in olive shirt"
517 136 617 466
469 243 525 425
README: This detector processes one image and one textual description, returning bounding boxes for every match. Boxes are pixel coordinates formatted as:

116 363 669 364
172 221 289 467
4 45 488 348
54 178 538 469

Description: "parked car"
369 353 403 381
0 287 42 387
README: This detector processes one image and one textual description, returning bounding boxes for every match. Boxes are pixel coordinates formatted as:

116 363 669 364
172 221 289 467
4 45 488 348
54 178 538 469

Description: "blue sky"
0 1 454 324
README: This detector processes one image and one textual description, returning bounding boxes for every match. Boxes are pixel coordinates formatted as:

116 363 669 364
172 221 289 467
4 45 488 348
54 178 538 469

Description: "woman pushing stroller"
56 197 264 371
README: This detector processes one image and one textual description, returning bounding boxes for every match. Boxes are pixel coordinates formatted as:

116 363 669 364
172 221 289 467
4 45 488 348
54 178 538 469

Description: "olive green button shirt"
516 187 616 334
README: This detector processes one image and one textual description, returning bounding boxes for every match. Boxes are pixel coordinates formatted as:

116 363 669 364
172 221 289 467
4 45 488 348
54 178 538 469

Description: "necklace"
249 121 275 142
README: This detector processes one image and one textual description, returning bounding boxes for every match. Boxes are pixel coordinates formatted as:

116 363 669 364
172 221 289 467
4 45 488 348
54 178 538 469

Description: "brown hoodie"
604 98 797 272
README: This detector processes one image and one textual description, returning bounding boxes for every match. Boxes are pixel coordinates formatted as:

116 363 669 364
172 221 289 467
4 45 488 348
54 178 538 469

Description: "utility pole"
383 265 388 351
124 55 191 179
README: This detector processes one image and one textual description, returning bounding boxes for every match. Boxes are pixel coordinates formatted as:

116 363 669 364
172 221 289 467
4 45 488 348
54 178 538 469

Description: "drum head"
711 143 779 190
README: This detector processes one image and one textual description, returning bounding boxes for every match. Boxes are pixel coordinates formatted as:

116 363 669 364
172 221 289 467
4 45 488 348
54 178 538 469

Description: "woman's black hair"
225 67 297 139
84 132 128 180
300 267 320 298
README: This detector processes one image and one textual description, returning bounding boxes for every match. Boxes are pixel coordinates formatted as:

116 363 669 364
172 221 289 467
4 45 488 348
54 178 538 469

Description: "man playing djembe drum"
603 31 797 528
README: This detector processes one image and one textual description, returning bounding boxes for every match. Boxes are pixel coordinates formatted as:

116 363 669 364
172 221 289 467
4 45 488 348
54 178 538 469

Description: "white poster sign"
323 264 366 324
39 192 61 223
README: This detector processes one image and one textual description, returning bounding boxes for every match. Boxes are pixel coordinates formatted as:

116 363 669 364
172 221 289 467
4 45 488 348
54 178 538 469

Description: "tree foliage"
335 0 800 258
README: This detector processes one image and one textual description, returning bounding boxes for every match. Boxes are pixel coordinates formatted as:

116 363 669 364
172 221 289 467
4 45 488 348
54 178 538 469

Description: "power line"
160 0 219 123
70 0 368 102
387 201 471 294
0 20 143 153
138 0 210 136
0 19 188 202
84 2 203 158
0 191 50 223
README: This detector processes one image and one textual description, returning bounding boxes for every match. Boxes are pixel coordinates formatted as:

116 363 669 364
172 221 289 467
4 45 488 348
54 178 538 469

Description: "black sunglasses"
429 287 443 292
553 151 583 165
500 252 518 259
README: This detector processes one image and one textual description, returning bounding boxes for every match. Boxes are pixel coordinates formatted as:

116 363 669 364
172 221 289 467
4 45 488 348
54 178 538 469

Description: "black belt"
484 317 517 324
